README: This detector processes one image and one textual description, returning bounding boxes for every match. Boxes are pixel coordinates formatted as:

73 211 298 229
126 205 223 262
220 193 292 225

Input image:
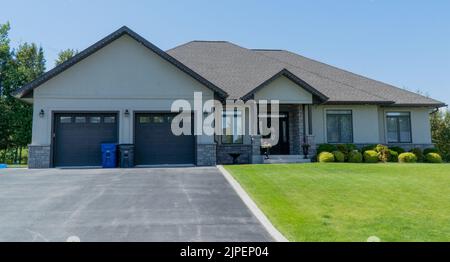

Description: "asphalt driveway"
0 167 273 242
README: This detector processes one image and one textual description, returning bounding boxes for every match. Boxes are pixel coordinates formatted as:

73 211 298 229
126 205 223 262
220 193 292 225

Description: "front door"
261 112 290 155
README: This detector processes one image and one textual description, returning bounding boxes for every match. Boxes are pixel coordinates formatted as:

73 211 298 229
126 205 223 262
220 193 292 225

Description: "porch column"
288 105 305 155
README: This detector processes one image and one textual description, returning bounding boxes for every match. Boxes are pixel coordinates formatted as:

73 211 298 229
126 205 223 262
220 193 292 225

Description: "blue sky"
2 0 449 105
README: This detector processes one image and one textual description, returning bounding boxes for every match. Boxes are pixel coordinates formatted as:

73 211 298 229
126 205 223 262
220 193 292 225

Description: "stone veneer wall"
28 145 51 168
196 144 216 166
288 105 305 155
216 144 252 164
251 135 263 164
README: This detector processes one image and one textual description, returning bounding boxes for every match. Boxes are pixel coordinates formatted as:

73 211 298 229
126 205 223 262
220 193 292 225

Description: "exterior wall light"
124 109 130 117
39 109 45 118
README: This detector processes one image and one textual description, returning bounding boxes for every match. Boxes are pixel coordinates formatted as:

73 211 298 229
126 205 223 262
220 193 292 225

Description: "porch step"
263 155 311 164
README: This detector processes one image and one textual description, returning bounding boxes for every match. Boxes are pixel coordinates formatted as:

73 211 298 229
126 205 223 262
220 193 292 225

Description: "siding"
32 35 214 146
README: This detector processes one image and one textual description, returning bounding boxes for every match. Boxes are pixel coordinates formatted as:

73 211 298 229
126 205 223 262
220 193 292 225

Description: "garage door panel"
53 113 118 167
135 113 195 165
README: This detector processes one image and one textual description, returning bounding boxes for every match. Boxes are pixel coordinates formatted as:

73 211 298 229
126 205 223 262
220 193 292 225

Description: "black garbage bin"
118 144 135 168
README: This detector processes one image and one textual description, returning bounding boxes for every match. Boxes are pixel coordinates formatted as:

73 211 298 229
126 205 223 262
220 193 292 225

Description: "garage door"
134 113 195 165
53 113 118 167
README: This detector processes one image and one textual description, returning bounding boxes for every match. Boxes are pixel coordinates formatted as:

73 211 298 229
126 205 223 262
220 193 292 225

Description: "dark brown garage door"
134 113 195 165
53 113 118 167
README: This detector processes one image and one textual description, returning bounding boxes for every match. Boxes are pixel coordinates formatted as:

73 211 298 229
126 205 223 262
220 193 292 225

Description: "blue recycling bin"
101 143 117 168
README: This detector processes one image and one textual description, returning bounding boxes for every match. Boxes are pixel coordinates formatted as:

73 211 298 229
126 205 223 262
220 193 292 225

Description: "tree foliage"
0 22 45 163
430 110 450 162
55 48 77 66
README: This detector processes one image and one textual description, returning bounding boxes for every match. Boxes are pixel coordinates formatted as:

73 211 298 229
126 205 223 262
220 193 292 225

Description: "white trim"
217 165 289 242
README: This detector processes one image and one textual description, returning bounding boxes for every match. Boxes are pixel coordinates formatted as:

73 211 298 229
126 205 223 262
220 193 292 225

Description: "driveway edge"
217 165 289 242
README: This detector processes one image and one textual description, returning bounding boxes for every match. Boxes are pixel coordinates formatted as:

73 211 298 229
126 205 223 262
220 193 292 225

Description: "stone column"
251 135 263 164
28 145 51 168
196 144 217 166
289 105 304 155
306 135 316 157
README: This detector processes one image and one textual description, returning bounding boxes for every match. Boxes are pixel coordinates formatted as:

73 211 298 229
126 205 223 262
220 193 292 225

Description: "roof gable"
12 26 228 99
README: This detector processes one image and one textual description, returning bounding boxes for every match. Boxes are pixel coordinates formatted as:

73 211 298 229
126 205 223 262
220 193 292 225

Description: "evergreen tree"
55 48 77 66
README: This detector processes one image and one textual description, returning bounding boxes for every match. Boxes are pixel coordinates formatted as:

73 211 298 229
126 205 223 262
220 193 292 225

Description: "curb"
217 165 289 242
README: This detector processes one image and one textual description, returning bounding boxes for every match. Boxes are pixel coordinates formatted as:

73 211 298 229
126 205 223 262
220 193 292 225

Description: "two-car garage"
52 112 195 167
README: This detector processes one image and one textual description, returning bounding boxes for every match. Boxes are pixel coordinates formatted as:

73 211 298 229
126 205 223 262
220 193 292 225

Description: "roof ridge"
253 50 392 102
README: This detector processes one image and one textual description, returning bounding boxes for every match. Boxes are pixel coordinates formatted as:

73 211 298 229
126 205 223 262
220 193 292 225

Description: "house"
13 26 445 168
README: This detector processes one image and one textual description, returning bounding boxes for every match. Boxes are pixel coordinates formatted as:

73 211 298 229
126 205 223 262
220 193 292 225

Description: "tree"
55 48 77 66
0 22 46 163
430 110 450 162
0 22 12 160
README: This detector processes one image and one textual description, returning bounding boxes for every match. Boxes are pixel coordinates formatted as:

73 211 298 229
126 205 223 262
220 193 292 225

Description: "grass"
225 163 450 242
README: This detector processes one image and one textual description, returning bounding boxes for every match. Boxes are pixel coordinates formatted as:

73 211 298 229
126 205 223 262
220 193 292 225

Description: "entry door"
53 113 118 167
261 112 290 155
134 113 195 165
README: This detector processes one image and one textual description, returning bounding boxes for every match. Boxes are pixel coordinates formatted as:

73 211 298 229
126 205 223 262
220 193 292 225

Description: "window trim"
325 109 354 144
221 109 244 144
385 111 412 144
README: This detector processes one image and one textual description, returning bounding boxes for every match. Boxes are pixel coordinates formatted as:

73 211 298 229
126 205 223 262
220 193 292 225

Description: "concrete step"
263 155 311 164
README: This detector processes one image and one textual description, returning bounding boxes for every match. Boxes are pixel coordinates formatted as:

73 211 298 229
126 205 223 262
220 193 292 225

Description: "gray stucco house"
13 26 445 168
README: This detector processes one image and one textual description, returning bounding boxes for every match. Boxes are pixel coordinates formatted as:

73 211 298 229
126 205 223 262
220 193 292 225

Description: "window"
60 116 72 124
104 116 116 124
152 116 165 123
326 110 353 143
386 112 411 143
74 117 86 124
89 116 101 124
139 116 151 124
222 109 243 144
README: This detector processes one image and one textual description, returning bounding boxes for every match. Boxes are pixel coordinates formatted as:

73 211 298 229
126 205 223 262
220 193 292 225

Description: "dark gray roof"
168 41 445 107
12 26 228 99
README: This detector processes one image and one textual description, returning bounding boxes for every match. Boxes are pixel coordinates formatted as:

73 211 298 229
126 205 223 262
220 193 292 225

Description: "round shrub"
389 146 405 154
318 152 335 163
348 150 363 163
388 150 399 162
398 152 418 163
363 150 379 163
423 148 439 155
333 151 345 162
361 144 376 154
425 153 443 163
410 148 424 162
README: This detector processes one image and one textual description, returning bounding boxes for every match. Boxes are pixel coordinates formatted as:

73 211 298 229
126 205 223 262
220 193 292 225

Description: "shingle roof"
168 41 445 107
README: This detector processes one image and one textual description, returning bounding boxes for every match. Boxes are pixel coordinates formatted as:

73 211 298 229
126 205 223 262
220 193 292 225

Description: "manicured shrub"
423 148 439 155
348 150 363 163
318 152 335 163
375 144 389 162
317 144 337 155
389 146 405 154
410 148 424 162
388 150 399 162
333 151 346 162
363 150 379 163
425 153 443 163
398 152 418 163
361 144 376 154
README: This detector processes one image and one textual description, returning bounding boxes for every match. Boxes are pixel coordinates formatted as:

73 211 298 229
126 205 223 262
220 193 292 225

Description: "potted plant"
302 143 310 159
261 142 272 159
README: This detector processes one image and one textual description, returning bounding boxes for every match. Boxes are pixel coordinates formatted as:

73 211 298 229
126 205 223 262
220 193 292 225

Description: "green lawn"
225 163 450 242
